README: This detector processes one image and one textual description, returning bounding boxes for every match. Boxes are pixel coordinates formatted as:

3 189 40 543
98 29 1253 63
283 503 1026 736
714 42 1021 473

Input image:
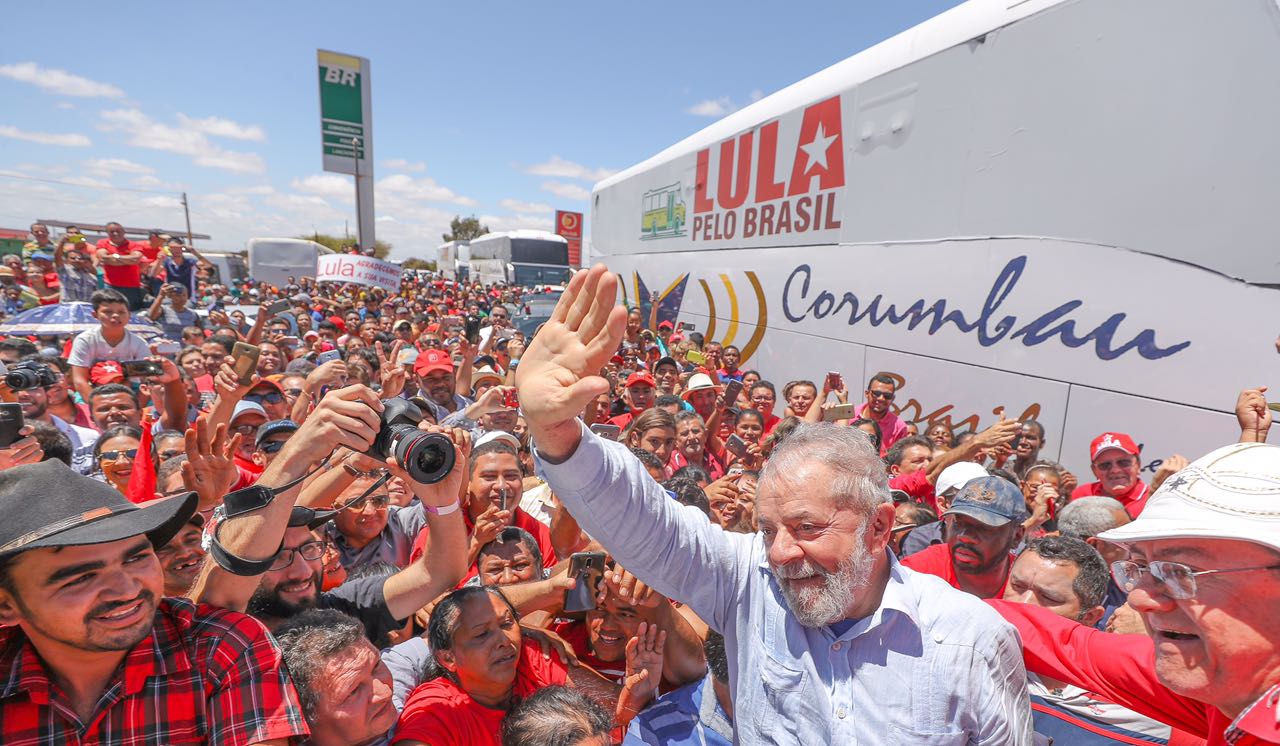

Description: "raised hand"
1235 387 1272 443
0 431 43 471
181 417 241 511
599 567 663 609
376 341 407 399
1151 454 1189 492
617 621 667 724
515 265 628 459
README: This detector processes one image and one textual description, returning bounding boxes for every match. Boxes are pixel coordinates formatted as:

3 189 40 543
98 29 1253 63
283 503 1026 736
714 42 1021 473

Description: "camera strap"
208 456 330 576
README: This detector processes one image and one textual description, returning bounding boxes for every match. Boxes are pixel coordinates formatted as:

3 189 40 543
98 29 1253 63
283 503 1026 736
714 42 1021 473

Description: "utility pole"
181 192 194 247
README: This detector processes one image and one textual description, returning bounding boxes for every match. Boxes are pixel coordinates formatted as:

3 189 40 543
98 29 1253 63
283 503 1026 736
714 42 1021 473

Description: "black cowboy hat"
0 461 196 559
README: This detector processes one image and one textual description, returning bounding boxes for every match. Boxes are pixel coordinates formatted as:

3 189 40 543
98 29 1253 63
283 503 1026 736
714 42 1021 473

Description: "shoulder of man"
164 598 285 674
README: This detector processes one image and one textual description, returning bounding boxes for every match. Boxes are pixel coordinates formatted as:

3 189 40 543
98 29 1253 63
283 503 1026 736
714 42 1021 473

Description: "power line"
0 171 177 196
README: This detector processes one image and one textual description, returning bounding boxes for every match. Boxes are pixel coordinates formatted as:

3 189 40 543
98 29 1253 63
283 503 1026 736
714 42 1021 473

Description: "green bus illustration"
640 183 687 239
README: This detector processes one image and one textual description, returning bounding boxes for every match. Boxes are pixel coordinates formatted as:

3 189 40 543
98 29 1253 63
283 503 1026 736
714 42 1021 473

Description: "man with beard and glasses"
902 476 1028 599
0 461 308 744
190 385 470 645
516 266 1033 744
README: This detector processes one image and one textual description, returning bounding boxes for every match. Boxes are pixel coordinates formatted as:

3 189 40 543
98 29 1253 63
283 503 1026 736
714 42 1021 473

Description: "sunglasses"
158 449 184 460
869 390 896 401
246 391 285 405
99 449 138 462
284 388 305 398
1095 458 1135 471
338 471 393 512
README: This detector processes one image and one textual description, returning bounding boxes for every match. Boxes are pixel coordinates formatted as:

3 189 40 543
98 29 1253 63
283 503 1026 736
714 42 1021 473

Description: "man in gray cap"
901 475 1029 599
0 461 307 742
992 442 1280 744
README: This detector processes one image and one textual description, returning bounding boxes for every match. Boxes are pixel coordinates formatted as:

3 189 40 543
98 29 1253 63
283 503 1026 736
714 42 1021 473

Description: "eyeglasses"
338 471 392 512
269 540 330 571
99 449 138 462
259 440 287 454
1111 559 1280 600
231 424 260 437
246 391 285 405
869 390 896 401
284 388 305 398
1095 458 1135 471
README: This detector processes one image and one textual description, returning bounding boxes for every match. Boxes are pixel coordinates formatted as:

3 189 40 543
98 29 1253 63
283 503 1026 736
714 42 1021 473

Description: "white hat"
681 373 719 402
1100 442 1280 553
475 430 520 450
935 462 989 496
231 400 267 424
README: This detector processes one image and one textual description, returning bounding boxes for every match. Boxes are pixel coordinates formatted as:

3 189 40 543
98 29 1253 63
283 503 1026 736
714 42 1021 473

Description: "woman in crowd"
782 379 818 419
926 421 955 449
623 408 678 469
848 416 883 453
92 424 150 495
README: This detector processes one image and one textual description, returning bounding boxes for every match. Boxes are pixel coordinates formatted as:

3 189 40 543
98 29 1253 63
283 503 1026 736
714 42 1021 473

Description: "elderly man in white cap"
990 442 1280 745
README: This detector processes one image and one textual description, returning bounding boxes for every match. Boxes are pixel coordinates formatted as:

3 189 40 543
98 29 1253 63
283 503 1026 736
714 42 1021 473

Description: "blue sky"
0 0 962 261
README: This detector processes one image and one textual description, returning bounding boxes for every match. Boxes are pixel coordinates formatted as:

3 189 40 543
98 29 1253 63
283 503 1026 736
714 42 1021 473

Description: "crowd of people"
0 222 1274 745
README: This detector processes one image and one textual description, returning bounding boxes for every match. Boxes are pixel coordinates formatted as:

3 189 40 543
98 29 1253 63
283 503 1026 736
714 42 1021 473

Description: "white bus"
589 0 1280 478
468 230 571 287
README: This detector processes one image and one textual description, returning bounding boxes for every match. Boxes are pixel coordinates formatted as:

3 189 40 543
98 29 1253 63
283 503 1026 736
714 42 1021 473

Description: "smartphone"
465 315 482 345
277 335 301 347
563 551 607 613
722 380 743 406
724 434 751 458
121 360 164 378
230 342 260 385
153 341 181 356
497 485 510 511
502 388 519 409
0 403 24 449
589 423 622 441
316 349 342 365
266 299 291 315
825 371 842 390
685 350 707 365
823 403 858 422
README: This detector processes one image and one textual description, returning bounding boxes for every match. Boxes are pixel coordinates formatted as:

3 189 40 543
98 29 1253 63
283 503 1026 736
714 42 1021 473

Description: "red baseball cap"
414 348 454 377
625 371 656 389
657 320 674 330
1090 432 1139 462
90 361 125 386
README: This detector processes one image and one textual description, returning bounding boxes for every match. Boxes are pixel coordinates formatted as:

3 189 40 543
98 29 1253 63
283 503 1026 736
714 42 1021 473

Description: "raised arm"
1236 386 1272 443
517 265 753 631
190 386 383 612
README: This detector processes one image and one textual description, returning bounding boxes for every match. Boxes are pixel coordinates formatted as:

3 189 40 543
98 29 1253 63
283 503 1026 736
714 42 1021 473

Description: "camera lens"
4 368 39 391
386 425 455 484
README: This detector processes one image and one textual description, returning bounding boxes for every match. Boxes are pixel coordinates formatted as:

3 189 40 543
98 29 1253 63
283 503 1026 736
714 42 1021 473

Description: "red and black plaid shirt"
0 598 308 745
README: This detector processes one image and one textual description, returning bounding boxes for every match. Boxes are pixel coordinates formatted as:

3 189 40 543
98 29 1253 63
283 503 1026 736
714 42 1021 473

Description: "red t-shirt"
608 410 636 430
889 469 937 513
1070 479 1150 518
393 637 567 746
96 238 142 288
900 543 1012 599
761 411 781 436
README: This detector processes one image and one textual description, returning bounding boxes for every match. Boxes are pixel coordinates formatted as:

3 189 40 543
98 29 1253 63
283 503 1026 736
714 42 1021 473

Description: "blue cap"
945 476 1029 526
30 252 53 262
256 418 299 447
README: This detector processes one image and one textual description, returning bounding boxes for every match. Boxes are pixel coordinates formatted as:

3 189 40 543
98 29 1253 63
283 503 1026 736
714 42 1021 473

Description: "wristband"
424 500 461 516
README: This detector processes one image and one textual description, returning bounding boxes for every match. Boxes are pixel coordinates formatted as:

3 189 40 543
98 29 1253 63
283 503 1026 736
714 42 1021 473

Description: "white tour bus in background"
589 0 1280 478
469 230 572 287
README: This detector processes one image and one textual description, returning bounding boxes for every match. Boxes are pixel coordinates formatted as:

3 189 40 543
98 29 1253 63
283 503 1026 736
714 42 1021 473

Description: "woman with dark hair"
91 424 152 495
848 417 883 454
395 586 664 746
622 408 677 468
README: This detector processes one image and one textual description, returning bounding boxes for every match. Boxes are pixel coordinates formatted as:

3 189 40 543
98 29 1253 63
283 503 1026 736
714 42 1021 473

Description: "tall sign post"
555 210 584 267
317 50 375 250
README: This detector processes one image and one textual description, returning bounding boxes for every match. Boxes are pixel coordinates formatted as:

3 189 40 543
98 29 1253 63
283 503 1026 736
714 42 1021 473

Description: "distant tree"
401 258 436 271
298 233 393 259
442 215 489 243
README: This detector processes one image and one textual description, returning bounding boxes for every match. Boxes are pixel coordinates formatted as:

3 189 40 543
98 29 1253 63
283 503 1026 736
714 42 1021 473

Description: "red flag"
125 416 157 503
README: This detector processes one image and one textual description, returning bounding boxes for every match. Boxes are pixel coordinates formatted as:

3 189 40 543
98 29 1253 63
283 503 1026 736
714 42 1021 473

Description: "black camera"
367 398 456 483
5 362 57 391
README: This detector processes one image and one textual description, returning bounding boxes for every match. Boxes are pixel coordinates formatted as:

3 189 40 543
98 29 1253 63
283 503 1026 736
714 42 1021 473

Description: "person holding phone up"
147 282 202 343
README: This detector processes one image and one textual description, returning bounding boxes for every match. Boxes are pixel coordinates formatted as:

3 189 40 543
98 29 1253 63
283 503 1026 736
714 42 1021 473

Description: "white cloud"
749 89 764 102
499 198 553 214
526 156 615 182
479 213 554 233
84 158 154 177
62 175 113 189
0 125 91 147
687 96 738 117
291 173 353 199
377 173 476 206
383 158 425 172
56 102 75 110
539 180 591 201
98 109 265 174
175 114 266 142
0 62 125 98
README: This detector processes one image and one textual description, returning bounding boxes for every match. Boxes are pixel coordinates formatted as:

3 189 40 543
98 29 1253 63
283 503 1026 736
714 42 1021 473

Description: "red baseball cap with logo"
625 371 656 389
414 348 454 377
90 361 125 385
1090 432 1139 462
